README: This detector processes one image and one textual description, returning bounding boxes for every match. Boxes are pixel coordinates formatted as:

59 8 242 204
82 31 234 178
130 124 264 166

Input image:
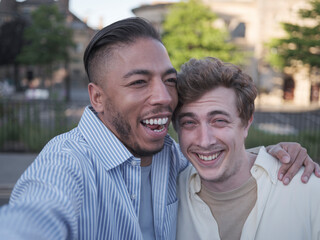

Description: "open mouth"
142 117 169 133
197 151 221 161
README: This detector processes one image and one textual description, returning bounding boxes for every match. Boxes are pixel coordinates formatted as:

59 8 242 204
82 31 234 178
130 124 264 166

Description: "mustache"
191 146 224 153
142 106 174 117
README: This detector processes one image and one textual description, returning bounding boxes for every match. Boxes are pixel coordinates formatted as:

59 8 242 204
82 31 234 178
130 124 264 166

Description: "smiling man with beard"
0 18 318 240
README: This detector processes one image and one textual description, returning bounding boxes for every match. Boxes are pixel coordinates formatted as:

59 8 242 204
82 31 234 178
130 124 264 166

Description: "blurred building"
132 0 320 107
0 0 96 94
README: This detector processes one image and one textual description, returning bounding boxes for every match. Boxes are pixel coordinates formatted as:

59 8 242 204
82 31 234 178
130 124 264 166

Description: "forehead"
110 38 173 71
179 87 238 116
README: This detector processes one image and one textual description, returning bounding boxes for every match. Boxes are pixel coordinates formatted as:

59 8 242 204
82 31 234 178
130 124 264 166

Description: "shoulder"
179 164 195 179
178 165 197 191
163 135 189 171
259 148 320 198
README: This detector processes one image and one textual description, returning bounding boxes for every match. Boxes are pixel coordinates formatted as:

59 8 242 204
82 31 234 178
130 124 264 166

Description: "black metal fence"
0 99 86 152
1 100 320 162
247 109 320 163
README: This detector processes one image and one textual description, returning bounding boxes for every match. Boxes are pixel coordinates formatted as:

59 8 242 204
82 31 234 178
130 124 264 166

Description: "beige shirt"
198 176 257 239
177 147 320 240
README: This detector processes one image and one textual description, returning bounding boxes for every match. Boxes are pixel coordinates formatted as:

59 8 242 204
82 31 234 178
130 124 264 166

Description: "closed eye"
129 79 147 86
212 119 229 127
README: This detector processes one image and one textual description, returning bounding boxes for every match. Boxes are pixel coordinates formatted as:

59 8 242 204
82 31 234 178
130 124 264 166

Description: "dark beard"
107 102 164 158
112 113 163 157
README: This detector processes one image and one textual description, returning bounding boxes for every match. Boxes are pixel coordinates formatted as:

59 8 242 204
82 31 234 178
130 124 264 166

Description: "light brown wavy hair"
173 57 258 129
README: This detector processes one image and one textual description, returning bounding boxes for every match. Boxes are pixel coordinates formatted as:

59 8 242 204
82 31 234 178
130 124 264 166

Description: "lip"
193 150 224 167
140 114 171 140
141 112 172 120
142 123 169 139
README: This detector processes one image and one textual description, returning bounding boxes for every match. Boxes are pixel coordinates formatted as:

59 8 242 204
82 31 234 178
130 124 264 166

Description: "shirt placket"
122 157 141 217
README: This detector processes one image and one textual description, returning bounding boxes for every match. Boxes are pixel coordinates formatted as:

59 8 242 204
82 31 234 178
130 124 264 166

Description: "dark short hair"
173 57 258 128
83 17 162 83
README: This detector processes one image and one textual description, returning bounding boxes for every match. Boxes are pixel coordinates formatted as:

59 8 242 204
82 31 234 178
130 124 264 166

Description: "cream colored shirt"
177 147 320 240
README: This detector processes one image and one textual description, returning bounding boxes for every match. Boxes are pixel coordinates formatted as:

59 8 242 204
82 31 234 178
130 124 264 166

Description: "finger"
300 156 315 183
281 147 307 185
269 144 290 164
278 162 293 182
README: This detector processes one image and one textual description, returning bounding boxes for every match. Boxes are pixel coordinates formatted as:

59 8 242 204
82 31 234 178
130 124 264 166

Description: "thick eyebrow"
208 110 231 118
123 68 177 79
177 112 196 121
177 110 230 121
164 68 177 76
123 69 150 79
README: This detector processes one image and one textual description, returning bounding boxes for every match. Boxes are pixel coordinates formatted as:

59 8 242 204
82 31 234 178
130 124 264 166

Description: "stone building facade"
0 0 96 96
132 0 320 107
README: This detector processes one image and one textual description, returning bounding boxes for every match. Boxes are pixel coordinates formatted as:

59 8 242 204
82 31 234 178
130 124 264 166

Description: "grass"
246 127 320 163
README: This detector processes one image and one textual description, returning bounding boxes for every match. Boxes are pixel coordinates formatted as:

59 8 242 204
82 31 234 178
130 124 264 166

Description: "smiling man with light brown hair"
174 57 320 240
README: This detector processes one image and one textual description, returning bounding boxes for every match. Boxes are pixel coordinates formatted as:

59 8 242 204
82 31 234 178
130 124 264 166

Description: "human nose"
149 79 173 106
198 124 216 148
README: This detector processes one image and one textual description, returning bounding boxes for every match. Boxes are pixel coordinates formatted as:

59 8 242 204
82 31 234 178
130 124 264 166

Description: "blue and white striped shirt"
0 106 188 240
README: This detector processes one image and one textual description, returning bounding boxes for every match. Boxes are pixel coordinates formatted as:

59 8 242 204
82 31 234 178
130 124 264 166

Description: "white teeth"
143 117 168 125
198 153 219 161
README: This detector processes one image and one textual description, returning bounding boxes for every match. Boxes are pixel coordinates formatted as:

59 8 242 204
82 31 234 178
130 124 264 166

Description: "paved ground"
0 153 37 206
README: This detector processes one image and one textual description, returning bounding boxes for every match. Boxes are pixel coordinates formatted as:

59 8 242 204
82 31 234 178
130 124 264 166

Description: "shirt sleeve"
0 150 84 240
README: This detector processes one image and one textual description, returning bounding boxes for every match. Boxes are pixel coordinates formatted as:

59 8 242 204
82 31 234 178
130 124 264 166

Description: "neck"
202 151 256 193
141 156 152 167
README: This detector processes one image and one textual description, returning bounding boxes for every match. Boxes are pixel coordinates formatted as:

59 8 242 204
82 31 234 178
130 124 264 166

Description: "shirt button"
131 194 136 200
131 161 138 166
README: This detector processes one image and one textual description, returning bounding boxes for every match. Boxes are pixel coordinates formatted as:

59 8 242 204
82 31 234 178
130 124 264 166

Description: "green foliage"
0 101 76 152
246 126 320 163
162 0 244 70
266 0 320 70
17 4 74 66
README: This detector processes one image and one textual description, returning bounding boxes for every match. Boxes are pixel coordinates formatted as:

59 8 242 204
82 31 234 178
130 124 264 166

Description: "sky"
69 0 179 29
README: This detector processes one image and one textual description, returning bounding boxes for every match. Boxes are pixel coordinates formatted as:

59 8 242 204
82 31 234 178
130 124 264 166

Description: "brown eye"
165 78 177 86
130 80 147 86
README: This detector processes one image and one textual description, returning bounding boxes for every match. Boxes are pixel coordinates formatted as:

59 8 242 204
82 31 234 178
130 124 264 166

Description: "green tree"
17 4 74 100
162 0 244 70
267 0 320 72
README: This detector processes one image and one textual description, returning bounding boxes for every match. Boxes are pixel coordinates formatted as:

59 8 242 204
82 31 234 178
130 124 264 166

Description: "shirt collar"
252 146 279 184
78 106 134 171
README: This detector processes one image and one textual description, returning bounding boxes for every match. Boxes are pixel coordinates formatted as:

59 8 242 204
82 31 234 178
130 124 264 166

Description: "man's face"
177 86 252 191
96 38 178 157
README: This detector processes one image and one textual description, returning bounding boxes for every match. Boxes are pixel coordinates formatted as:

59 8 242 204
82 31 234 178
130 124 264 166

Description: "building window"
231 22 246 38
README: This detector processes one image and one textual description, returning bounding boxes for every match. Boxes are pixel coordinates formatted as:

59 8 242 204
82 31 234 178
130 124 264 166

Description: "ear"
88 83 105 113
244 115 253 139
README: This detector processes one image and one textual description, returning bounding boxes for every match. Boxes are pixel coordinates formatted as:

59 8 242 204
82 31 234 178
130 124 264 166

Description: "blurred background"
0 0 319 205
